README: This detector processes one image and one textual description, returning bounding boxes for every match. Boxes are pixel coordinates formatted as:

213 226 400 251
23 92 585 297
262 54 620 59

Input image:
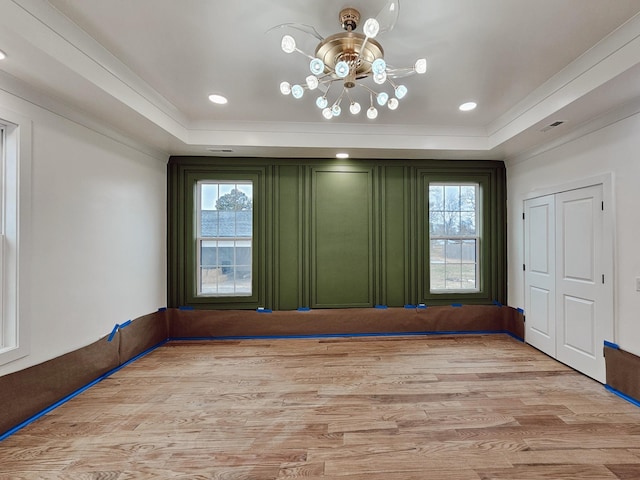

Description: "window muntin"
196 181 253 296
429 183 480 292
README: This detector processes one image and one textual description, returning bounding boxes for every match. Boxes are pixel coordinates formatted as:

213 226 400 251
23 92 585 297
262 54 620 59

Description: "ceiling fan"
270 0 427 120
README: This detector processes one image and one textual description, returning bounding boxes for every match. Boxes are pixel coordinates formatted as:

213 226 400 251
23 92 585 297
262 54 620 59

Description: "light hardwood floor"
2 334 640 479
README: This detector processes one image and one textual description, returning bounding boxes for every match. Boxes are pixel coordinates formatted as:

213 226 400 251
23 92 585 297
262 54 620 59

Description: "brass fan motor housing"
315 9 384 88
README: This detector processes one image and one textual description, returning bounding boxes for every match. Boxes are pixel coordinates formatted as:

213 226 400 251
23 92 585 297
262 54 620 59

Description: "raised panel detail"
529 204 551 274
563 295 596 358
529 286 551 338
562 197 594 282
312 170 373 307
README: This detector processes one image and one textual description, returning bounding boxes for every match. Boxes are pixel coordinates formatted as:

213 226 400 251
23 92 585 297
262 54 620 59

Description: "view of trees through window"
429 184 479 291
197 181 253 296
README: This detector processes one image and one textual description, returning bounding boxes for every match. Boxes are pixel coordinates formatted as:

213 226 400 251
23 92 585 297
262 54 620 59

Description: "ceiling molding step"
187 128 491 153
0 70 169 162
487 11 640 145
4 0 190 142
187 120 487 139
506 95 640 166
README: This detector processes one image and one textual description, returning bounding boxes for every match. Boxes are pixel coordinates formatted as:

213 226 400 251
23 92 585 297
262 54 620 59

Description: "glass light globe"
281 35 296 54
373 71 387 85
316 96 328 109
322 107 333 119
331 104 342 117
376 92 389 106
335 61 350 78
388 98 399 110
395 85 407 99
291 84 304 99
306 75 319 90
363 18 380 38
279 81 291 95
349 102 361 115
310 58 324 75
367 106 378 119
372 58 386 75
415 58 427 74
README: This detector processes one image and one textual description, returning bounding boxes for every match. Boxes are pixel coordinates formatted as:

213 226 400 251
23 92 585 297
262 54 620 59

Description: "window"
429 183 480 292
0 114 31 366
196 181 253 296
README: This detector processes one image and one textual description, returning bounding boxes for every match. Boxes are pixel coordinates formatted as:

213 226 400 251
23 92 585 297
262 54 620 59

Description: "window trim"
171 168 266 309
420 171 499 304
0 110 32 366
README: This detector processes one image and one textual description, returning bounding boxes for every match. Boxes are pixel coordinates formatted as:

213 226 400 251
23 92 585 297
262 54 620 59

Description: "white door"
524 195 556 358
524 183 612 383
555 185 609 382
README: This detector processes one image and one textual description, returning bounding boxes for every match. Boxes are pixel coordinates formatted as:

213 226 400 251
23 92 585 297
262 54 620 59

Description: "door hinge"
602 274 605 284
522 212 525 220
523 264 526 271
602 201 604 211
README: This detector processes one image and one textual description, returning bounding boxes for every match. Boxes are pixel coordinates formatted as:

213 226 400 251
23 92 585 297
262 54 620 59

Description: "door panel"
524 195 556 357
555 185 605 382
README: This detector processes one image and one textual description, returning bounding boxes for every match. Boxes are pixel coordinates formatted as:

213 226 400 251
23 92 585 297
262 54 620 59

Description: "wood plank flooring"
2 334 640 479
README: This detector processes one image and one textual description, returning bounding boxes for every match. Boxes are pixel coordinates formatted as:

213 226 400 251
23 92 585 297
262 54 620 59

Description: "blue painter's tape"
517 308 525 314
493 300 503 307
417 304 427 309
404 304 416 309
451 303 463 308
375 305 388 309
605 385 640 408
604 340 620 350
297 307 311 312
178 305 194 311
0 339 169 442
256 308 272 313
107 324 119 342
158 307 167 312
120 320 132 329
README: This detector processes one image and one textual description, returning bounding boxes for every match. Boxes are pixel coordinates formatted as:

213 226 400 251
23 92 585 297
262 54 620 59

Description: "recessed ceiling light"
208 94 228 105
459 102 477 112
0 50 6 60
336 153 349 159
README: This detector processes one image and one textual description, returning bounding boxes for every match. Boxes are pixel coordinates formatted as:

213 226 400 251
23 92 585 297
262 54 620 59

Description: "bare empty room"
1 1 640 478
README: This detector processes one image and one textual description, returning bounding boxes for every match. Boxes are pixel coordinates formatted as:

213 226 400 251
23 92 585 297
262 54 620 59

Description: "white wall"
0 88 167 376
507 109 640 357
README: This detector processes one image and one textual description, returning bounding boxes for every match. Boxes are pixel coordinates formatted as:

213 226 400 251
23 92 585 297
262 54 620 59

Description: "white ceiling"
1 0 640 160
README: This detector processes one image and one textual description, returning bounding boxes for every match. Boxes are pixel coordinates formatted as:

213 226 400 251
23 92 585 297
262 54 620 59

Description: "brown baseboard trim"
1 305 523 439
168 305 524 340
604 344 640 405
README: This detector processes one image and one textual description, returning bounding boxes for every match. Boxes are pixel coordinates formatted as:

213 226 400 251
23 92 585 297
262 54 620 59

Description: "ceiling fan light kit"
276 1 426 120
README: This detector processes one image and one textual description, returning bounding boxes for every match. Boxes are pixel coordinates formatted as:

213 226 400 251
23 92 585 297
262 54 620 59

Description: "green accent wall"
168 157 507 310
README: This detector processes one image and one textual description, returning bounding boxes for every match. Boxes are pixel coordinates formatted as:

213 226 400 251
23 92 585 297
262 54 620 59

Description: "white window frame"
0 110 31 366
196 180 253 297
428 182 481 293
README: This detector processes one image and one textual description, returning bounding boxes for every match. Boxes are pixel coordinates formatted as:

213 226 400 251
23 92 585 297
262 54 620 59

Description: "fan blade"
266 22 324 41
386 68 416 80
375 0 400 35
